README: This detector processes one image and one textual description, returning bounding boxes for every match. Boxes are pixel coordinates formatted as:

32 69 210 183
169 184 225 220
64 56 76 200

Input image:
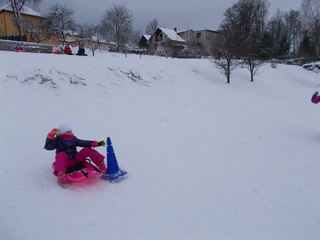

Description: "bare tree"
130 29 142 46
222 0 270 51
9 0 42 40
267 9 291 57
21 17 49 43
77 23 102 57
298 30 317 58
211 0 269 83
254 0 270 39
300 0 320 57
284 10 302 54
45 3 75 45
145 19 158 35
242 55 265 82
211 24 240 83
100 4 133 52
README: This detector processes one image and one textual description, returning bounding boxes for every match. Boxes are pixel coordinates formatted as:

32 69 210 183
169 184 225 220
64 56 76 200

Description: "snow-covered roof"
176 28 222 35
65 30 79 35
64 31 116 45
158 27 186 43
92 36 115 45
0 3 42 17
143 34 151 40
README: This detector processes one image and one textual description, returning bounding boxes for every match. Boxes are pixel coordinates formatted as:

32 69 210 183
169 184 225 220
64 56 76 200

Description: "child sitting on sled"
44 123 107 187
14 42 24 52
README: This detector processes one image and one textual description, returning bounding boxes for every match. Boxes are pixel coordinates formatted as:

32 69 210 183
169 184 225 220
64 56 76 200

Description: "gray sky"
39 0 302 33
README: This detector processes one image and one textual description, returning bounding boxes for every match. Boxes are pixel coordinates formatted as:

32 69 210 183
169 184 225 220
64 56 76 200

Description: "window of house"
12 31 16 36
155 33 163 42
154 43 158 49
11 17 15 23
197 33 201 39
1 17 3 24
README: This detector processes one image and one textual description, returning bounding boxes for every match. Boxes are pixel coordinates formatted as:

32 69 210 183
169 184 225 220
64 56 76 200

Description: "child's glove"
47 128 59 139
98 140 106 147
92 140 106 147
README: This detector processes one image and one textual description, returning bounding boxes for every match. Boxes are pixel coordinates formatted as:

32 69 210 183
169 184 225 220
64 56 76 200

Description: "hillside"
1 50 320 240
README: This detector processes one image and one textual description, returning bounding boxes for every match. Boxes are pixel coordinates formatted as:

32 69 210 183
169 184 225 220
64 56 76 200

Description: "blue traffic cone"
101 137 127 181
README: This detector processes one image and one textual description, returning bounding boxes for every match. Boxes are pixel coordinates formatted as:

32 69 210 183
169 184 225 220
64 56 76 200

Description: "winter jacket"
52 45 60 54
64 46 72 55
77 47 85 55
45 135 94 159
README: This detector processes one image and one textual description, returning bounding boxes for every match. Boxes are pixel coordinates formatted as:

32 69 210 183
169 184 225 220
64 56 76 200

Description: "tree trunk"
227 60 231 83
11 0 27 41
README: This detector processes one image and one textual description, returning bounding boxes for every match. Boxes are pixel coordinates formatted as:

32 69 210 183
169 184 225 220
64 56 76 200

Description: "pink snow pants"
53 147 105 176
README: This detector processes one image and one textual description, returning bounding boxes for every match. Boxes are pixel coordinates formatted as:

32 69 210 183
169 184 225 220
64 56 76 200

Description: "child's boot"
57 171 72 188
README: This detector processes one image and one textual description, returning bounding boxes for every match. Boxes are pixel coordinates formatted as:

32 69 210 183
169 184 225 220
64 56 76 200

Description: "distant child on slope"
64 44 73 55
52 43 60 54
76 44 87 56
311 91 320 104
44 123 107 187
14 42 24 52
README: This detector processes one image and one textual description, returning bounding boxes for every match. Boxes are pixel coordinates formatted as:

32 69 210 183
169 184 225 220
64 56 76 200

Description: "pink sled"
52 161 106 183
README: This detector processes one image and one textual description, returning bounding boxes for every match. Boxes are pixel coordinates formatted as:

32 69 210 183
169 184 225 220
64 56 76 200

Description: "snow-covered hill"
1 50 320 240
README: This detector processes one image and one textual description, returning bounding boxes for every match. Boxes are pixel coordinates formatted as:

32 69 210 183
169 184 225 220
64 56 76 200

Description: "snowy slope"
1 50 320 240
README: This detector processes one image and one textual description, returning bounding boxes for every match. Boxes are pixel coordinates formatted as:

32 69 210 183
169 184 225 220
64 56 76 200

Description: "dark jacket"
77 47 85 55
45 135 93 158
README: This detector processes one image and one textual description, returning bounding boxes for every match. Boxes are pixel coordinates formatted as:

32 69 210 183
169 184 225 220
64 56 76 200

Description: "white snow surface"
1 50 320 240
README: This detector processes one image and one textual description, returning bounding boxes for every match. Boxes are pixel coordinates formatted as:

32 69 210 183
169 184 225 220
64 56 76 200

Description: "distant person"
52 43 60 54
64 44 73 55
14 42 24 52
76 44 87 56
311 91 320 103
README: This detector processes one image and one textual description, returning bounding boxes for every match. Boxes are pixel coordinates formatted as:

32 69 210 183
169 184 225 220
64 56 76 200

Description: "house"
177 29 222 55
148 27 186 54
92 37 116 51
147 27 222 56
0 3 58 44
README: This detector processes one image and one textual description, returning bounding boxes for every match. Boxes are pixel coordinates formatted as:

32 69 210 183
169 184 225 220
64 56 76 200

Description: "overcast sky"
38 0 303 33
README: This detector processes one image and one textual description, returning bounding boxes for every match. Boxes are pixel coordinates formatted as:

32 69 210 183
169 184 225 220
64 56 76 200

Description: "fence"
0 39 53 53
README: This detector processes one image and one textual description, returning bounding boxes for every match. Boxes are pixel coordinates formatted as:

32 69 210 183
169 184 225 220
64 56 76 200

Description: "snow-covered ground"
1 50 320 240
